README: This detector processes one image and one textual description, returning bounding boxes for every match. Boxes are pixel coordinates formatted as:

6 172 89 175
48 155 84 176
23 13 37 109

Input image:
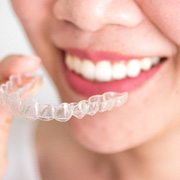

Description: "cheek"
11 0 52 29
139 0 180 46
11 0 57 75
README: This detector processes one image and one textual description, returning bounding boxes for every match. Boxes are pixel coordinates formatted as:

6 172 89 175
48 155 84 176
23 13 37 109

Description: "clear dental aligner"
0 74 128 122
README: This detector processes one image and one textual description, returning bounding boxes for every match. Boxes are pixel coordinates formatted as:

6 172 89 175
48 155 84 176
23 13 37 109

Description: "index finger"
0 55 41 82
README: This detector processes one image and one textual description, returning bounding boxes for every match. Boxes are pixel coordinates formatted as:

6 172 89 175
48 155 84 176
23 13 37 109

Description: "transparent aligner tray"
0 74 128 122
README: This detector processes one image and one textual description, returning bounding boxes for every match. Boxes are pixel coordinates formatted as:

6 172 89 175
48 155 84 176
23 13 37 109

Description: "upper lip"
65 48 166 63
50 21 175 61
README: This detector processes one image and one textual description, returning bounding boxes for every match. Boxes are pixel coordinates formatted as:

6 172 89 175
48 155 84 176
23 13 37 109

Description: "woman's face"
12 0 180 153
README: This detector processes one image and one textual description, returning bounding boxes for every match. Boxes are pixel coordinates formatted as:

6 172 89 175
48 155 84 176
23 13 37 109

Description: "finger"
0 55 41 177
0 55 41 81
0 108 12 178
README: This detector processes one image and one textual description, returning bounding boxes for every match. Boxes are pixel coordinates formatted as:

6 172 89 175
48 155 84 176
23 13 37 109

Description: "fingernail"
15 55 41 64
25 55 41 63
3 55 41 65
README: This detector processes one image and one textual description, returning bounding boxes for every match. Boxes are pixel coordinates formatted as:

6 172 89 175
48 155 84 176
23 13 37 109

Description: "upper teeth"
65 54 160 82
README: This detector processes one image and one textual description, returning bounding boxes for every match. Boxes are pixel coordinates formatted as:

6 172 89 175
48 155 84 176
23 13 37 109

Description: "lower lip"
63 58 165 97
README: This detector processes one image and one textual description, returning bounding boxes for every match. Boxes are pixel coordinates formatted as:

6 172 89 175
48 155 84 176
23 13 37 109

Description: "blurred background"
1 1 59 178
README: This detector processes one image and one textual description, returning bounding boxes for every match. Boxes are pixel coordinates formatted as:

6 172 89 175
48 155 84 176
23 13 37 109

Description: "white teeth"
65 54 74 70
95 61 112 82
73 57 82 74
140 58 153 71
65 54 161 82
81 60 95 80
127 59 141 78
152 57 160 65
112 62 127 80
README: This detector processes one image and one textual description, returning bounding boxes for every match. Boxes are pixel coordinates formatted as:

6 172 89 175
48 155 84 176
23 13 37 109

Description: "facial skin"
11 0 180 156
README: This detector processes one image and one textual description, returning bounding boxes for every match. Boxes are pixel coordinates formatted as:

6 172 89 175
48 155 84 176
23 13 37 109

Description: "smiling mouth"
61 49 167 97
65 53 165 82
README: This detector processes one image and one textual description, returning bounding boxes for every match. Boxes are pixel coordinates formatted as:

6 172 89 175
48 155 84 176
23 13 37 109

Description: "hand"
0 55 41 178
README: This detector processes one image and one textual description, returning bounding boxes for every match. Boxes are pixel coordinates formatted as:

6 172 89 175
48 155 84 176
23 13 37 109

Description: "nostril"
52 0 108 32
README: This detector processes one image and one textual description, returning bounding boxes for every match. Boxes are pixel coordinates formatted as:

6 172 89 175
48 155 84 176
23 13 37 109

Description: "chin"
67 108 158 154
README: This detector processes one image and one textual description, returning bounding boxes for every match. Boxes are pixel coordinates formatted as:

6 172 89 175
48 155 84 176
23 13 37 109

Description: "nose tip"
53 0 144 32
53 0 107 32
